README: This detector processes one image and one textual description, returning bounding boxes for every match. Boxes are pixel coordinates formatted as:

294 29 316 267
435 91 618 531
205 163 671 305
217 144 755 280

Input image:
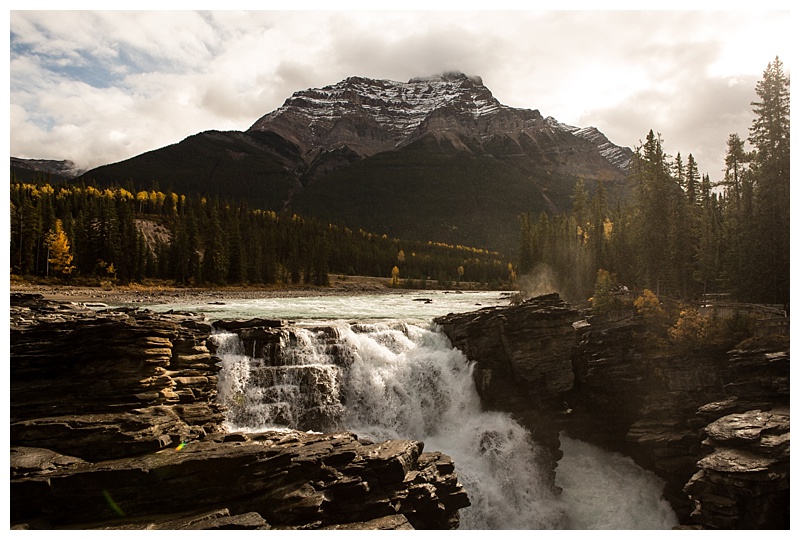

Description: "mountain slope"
11 157 83 183
54 72 633 254
82 130 304 211
289 132 579 252
248 72 505 161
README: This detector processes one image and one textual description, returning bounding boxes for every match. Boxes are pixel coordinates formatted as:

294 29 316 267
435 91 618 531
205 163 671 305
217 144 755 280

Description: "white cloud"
8 9 792 180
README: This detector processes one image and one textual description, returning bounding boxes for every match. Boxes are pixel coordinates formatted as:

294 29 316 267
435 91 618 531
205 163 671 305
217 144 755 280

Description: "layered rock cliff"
10 294 469 530
434 293 790 529
13 291 785 529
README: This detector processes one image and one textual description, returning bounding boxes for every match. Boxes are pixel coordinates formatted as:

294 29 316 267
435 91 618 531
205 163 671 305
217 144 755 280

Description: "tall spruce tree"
695 177 722 296
632 130 672 294
589 180 609 272
203 203 228 285
748 56 790 304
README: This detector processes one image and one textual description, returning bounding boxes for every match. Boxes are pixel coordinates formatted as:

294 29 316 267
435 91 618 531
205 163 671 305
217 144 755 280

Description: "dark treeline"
10 182 514 289
518 57 790 306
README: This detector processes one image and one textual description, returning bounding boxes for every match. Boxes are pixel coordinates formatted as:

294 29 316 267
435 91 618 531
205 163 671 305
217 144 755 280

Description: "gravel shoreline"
9 277 400 306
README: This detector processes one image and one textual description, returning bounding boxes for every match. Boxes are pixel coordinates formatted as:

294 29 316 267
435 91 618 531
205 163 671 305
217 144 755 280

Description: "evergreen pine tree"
748 56 790 304
589 180 609 271
632 130 672 294
203 203 228 285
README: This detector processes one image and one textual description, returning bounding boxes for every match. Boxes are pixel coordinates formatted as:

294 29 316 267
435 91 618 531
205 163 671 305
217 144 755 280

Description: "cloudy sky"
7 4 792 182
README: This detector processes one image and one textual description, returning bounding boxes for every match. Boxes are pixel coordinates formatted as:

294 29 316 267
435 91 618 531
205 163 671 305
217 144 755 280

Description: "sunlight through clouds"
8 7 791 180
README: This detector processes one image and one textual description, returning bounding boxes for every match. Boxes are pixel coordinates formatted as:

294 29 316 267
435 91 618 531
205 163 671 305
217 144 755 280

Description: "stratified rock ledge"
10 294 469 530
12 431 468 530
434 293 789 529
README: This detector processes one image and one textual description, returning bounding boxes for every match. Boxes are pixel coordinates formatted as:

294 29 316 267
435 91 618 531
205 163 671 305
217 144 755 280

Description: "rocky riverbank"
8 276 394 305
10 291 789 529
10 293 469 530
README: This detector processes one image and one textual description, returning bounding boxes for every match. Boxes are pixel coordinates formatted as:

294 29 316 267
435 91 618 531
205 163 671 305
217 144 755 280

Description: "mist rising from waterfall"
517 261 594 304
557 435 679 529
517 263 561 299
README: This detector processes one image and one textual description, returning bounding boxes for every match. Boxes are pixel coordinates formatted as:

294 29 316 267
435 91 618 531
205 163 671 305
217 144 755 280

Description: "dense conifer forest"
517 57 790 307
9 181 514 290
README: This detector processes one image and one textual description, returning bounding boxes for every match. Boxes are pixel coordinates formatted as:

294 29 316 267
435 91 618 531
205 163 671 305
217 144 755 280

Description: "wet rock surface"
11 431 467 530
10 294 469 530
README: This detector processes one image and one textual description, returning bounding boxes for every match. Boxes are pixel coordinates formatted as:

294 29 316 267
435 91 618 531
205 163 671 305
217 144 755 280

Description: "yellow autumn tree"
634 289 671 341
634 289 665 320
507 263 517 285
668 307 709 349
45 219 75 276
391 265 400 287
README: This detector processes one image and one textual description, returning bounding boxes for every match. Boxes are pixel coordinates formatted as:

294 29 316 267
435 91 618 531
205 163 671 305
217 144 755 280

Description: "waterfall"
556 435 679 529
211 329 344 432
213 321 677 530
337 322 566 529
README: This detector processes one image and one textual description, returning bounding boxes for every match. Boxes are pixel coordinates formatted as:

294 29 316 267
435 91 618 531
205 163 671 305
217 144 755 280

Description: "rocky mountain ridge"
11 157 84 182
249 72 631 170
547 119 632 170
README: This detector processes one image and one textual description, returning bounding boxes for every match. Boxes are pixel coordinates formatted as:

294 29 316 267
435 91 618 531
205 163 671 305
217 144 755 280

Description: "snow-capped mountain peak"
248 73 630 172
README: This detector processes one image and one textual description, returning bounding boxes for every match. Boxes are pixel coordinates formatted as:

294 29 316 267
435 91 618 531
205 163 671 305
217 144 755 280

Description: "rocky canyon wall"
434 293 790 529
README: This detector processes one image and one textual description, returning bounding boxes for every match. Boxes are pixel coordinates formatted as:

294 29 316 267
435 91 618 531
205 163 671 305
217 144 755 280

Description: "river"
143 290 678 530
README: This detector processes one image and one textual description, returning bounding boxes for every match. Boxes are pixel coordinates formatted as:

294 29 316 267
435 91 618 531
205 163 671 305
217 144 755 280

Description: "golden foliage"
668 308 709 346
634 289 665 320
45 219 74 276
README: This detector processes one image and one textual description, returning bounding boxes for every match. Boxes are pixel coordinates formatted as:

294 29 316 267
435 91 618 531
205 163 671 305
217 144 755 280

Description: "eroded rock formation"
10 294 469 530
684 406 790 529
434 293 790 529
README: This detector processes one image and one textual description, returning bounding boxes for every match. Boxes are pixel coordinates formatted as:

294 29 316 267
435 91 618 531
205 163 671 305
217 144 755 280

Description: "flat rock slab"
11 430 469 530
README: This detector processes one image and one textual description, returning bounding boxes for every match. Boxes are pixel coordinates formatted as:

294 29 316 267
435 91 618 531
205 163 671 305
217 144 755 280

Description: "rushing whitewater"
202 292 677 529
336 323 567 529
214 321 567 529
557 435 679 529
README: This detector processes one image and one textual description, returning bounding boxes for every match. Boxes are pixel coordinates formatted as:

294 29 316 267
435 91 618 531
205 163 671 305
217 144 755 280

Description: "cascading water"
212 328 344 432
208 296 679 530
336 322 567 529
214 321 566 529
556 435 679 529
